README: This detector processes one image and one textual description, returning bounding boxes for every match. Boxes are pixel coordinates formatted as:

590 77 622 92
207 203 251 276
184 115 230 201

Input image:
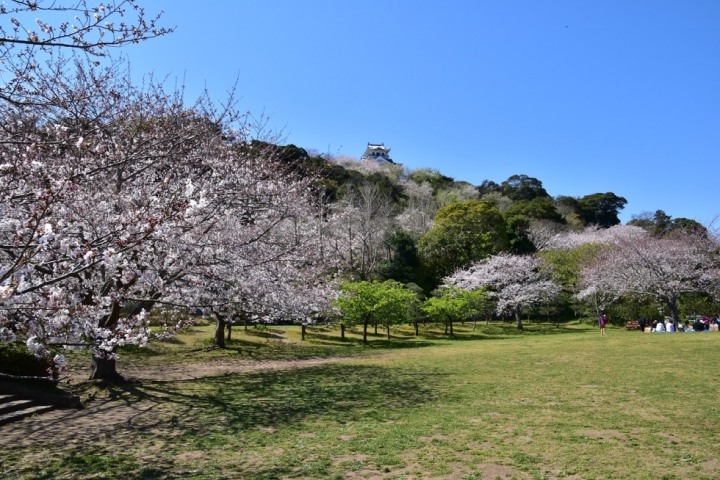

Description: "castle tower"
360 143 394 164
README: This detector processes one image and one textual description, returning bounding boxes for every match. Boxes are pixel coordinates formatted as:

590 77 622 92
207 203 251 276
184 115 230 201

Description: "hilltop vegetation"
270 144 720 331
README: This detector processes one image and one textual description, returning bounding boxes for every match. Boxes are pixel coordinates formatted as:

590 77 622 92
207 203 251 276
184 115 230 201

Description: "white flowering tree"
445 253 561 330
544 224 647 250
0 52 338 381
169 192 338 349
577 233 720 322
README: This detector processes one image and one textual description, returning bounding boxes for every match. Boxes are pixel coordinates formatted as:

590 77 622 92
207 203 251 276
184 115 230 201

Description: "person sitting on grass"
655 321 665 332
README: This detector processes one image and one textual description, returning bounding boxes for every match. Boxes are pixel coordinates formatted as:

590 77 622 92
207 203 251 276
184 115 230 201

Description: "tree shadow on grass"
446 322 589 338
15 364 438 479
215 337 357 360
113 363 436 433
304 331 438 350
242 329 286 341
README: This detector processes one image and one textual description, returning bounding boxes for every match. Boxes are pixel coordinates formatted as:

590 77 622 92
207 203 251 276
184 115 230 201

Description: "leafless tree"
328 183 396 280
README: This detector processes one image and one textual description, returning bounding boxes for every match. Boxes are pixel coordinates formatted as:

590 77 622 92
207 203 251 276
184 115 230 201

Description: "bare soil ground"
0 356 355 448
120 355 359 382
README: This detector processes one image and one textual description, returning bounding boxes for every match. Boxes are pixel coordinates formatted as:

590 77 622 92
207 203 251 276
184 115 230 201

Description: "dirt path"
0 356 357 448
118 356 359 382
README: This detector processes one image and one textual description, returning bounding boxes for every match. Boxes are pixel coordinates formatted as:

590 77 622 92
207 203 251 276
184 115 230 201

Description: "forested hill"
274 141 632 228
271 142 705 292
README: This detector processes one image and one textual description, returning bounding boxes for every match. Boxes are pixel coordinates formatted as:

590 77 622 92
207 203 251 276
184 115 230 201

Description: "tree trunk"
89 302 125 382
363 319 368 344
226 322 232 341
214 316 226 348
244 315 248 331
301 324 306 340
473 319 477 331
374 323 378 335
515 311 524 331
449 319 454 336
341 323 346 340
667 298 680 323
386 325 391 340
414 321 419 336
444 322 448 334
89 355 124 383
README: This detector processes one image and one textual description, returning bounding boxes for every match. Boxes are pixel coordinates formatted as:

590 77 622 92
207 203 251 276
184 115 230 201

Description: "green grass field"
3 322 720 479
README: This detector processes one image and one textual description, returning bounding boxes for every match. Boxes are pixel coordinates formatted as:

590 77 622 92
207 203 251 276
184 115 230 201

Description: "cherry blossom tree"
169 190 338 349
0 60 208 379
0 1 171 109
445 253 561 330
0 2 340 382
544 224 647 250
577 233 720 322
0 53 336 380
526 220 567 252
0 0 170 53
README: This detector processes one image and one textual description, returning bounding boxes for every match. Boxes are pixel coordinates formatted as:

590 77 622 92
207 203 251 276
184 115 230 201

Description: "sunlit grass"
5 323 720 479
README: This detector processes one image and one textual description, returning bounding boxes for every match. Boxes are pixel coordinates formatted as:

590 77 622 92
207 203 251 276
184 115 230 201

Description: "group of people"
638 316 720 333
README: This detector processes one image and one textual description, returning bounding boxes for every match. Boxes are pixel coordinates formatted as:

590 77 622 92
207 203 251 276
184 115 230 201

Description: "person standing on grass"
599 314 607 336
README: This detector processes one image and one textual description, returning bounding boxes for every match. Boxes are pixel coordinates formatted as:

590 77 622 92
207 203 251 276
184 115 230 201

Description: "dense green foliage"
422 287 487 335
417 201 508 283
576 192 628 227
500 174 550 201
628 209 708 237
504 197 564 223
378 231 424 286
334 281 418 342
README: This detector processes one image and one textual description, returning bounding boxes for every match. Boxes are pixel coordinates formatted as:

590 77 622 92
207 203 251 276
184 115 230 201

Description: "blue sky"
113 2 718 222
